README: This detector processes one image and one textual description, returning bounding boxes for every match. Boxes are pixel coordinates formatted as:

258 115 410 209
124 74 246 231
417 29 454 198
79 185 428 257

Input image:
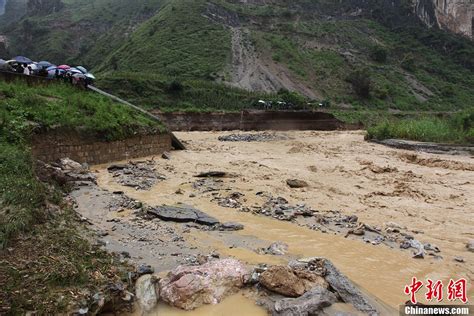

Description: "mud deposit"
72 131 473 314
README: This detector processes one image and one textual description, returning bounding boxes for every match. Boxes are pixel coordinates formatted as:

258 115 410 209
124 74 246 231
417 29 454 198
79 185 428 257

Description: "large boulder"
259 266 327 298
159 259 249 310
135 274 159 312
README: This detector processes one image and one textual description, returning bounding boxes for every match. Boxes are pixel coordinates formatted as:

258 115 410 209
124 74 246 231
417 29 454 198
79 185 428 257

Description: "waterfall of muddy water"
95 131 473 314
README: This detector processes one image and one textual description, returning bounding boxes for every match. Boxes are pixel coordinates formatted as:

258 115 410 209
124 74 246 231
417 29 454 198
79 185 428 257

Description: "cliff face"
414 0 473 38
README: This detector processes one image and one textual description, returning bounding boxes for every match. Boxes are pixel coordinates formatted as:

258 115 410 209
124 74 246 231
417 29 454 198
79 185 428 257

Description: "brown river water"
94 131 473 315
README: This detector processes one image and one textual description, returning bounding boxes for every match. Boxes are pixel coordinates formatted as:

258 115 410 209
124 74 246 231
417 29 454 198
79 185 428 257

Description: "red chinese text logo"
404 277 468 304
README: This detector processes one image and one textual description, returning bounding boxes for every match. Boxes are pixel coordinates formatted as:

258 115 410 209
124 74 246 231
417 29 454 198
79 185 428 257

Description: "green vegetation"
97 72 310 112
0 79 163 246
2 0 474 114
0 80 160 313
94 0 231 80
0 80 164 142
367 109 474 144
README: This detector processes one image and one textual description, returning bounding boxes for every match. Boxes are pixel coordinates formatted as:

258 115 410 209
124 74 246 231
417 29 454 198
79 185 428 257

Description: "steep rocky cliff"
414 0 473 38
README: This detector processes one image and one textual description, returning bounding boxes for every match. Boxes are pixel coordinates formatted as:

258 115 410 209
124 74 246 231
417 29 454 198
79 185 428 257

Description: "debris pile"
107 161 165 190
257 258 379 315
255 196 315 221
212 192 244 208
36 157 96 186
218 133 287 142
192 178 225 193
107 192 143 213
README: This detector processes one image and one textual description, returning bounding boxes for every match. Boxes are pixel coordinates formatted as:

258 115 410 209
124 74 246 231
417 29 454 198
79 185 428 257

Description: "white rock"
136 274 159 312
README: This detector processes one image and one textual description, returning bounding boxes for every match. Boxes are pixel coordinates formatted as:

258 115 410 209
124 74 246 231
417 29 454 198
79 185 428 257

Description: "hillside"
0 79 165 314
0 0 473 112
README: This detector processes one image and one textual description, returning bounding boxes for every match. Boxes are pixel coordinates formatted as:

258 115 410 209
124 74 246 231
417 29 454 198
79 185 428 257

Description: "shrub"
370 45 388 63
166 80 184 94
347 68 371 98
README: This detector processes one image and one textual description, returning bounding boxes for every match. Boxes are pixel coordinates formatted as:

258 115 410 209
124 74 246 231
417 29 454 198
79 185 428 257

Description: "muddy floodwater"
88 131 473 314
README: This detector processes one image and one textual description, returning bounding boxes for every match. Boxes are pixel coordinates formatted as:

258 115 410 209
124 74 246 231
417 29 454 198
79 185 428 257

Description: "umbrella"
46 65 57 71
38 61 53 68
76 66 88 74
0 62 12 71
85 73 96 80
57 64 71 70
47 68 65 78
12 56 33 64
0 59 6 65
68 67 83 74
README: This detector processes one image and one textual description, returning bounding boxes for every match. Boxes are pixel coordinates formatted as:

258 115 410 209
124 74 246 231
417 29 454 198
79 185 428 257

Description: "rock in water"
259 265 326 297
286 179 309 188
159 259 248 310
467 240 474 252
310 258 378 315
218 222 244 231
263 242 289 256
272 286 337 316
135 274 159 312
147 205 220 226
195 171 228 178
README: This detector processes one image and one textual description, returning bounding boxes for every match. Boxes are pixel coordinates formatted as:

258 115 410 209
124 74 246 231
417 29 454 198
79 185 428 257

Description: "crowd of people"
0 55 96 88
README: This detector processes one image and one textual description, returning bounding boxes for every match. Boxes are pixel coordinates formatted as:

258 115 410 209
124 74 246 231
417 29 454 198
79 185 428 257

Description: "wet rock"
467 240 474 252
217 222 244 231
399 238 426 258
195 171 228 178
59 158 83 171
37 158 97 185
259 242 289 256
137 264 154 276
286 179 309 188
293 258 379 315
259 265 326 298
260 266 306 297
343 215 358 223
136 274 159 312
347 225 365 236
107 164 128 171
148 205 219 226
120 251 131 259
159 259 248 310
272 286 337 316
424 243 440 253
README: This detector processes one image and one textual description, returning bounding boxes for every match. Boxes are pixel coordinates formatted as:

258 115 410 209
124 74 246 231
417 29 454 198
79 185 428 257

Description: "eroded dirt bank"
73 131 473 314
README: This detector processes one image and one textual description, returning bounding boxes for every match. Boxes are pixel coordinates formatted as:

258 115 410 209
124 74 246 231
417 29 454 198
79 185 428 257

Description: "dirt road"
86 130 473 313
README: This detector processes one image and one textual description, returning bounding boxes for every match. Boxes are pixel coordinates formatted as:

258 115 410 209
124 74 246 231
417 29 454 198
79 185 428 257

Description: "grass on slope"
366 109 474 144
0 80 164 142
1 0 165 66
0 79 163 245
95 0 231 80
97 72 310 112
0 80 151 314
